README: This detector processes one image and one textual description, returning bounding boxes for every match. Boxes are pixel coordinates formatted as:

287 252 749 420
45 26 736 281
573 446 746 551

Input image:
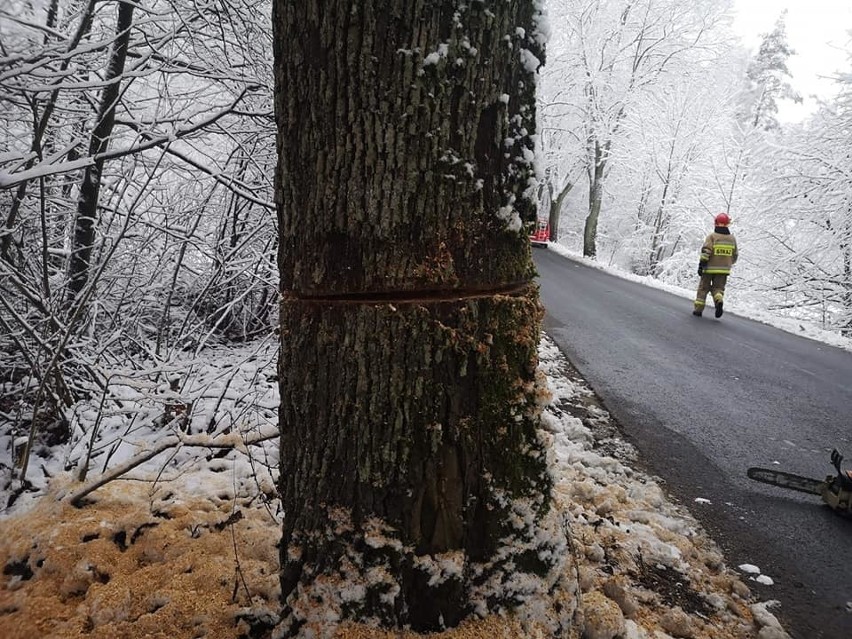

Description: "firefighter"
693 213 738 318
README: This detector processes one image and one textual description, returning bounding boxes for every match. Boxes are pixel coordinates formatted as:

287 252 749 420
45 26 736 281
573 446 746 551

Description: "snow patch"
738 563 761 575
422 43 449 67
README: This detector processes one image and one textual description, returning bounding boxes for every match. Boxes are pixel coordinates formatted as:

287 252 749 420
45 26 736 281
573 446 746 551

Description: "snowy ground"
0 327 794 638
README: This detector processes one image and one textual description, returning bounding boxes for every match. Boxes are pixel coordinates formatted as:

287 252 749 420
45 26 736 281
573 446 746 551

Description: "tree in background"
0 0 276 478
739 11 801 132
541 0 733 258
537 25 586 245
749 63 852 334
706 10 802 250
273 0 571 634
613 81 729 277
66 0 136 305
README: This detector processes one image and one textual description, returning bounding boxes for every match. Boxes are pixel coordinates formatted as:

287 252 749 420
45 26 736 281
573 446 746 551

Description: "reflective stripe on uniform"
704 268 731 274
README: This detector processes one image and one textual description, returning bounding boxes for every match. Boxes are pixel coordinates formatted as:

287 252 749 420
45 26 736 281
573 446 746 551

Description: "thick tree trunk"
278 290 554 629
274 0 571 635
275 2 541 294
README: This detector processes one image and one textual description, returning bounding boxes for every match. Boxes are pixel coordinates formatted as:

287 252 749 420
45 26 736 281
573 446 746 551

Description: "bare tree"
0 0 277 477
66 0 136 305
543 0 731 257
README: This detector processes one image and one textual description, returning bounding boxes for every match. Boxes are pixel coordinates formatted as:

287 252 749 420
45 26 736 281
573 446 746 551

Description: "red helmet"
714 213 731 227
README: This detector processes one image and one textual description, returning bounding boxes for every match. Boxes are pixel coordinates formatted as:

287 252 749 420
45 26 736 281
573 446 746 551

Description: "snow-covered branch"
0 89 254 190
66 426 279 507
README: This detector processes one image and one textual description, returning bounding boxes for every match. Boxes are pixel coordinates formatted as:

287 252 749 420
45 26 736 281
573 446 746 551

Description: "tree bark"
275 1 539 295
1 0 96 267
278 290 555 630
841 218 852 337
66 0 135 305
583 140 606 257
274 0 571 634
548 179 573 243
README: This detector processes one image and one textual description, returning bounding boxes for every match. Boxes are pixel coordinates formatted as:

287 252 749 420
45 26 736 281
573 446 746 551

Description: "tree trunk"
549 179 573 243
66 0 135 305
583 140 606 257
274 0 571 634
1 0 94 268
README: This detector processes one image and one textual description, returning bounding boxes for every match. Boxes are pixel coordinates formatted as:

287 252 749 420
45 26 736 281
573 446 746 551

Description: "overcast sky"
732 0 852 121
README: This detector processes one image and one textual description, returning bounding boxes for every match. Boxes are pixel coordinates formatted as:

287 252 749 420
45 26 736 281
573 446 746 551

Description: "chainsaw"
747 449 852 514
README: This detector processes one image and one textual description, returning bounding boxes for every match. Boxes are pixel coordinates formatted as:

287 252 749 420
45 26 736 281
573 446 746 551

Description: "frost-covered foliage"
1 337 279 515
540 0 736 257
0 0 277 469
740 11 802 132
743 77 852 334
538 0 852 337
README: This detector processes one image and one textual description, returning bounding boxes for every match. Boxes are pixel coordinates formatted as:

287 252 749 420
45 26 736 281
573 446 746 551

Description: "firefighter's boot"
714 295 724 318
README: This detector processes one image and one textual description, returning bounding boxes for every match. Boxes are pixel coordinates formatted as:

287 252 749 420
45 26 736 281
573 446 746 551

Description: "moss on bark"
277 287 563 632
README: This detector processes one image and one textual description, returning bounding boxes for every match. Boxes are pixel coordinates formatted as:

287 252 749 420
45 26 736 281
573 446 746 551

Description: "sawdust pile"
0 471 786 639
0 481 280 639
0 482 543 639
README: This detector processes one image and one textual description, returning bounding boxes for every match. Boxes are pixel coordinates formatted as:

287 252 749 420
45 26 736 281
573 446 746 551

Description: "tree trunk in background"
1 0 93 267
274 0 570 634
583 140 606 257
65 0 135 306
549 180 573 243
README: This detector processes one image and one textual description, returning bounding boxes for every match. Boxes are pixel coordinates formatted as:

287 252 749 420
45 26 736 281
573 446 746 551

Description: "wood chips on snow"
0 474 774 639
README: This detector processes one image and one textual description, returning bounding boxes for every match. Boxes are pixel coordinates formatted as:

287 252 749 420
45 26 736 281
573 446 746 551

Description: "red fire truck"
529 219 550 248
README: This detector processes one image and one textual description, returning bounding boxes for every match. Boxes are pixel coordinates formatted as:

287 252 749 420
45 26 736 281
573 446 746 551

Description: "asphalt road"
534 248 852 639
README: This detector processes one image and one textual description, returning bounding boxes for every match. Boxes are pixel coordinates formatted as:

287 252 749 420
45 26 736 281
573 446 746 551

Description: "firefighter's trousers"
694 273 728 310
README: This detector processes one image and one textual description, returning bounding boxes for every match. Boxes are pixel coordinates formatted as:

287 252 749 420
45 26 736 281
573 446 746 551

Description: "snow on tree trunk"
65 0 135 306
549 179 573 244
584 141 606 258
842 223 852 337
273 0 572 635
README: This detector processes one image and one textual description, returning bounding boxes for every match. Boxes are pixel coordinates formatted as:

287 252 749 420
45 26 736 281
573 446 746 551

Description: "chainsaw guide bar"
746 449 852 514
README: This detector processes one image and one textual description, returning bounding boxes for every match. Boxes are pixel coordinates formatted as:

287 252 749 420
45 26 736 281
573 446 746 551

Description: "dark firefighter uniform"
693 213 737 318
